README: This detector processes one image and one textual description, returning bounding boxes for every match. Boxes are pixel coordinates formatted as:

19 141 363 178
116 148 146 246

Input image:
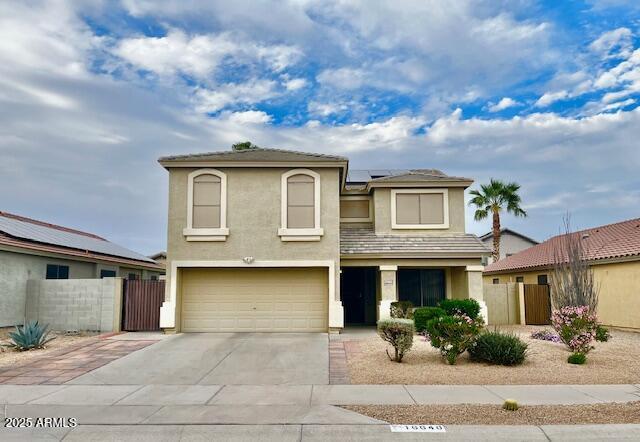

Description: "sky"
1 0 640 255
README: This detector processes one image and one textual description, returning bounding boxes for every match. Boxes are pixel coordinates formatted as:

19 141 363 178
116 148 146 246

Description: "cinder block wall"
26 278 122 332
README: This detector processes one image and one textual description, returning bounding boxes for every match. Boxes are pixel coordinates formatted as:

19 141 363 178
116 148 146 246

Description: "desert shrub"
530 329 561 343
568 352 587 365
551 305 598 355
377 319 415 363
7 321 55 351
413 307 446 333
426 314 482 365
438 299 481 320
595 325 611 342
468 330 528 366
390 301 414 319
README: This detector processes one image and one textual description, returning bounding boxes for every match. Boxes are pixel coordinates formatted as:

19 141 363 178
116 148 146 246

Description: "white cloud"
193 79 279 113
589 27 633 59
317 67 367 90
488 97 519 112
223 110 272 124
535 90 569 107
283 77 307 91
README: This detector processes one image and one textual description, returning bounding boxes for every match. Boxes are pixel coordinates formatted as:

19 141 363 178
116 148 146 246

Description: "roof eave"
366 180 473 191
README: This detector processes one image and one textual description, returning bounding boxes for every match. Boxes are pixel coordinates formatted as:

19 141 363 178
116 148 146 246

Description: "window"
128 273 139 280
391 189 449 229
46 264 69 280
537 274 548 285
184 169 229 241
340 197 372 222
279 169 323 241
516 276 524 283
150 275 158 281
492 278 499 284
100 270 116 278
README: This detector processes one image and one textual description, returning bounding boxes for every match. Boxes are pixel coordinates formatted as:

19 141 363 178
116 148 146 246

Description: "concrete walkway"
2 424 640 441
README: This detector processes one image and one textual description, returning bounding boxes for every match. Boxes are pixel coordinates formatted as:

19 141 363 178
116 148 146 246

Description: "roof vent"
581 233 590 240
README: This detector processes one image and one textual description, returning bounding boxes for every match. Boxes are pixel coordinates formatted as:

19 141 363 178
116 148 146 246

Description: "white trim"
279 169 323 241
390 188 449 230
159 259 343 329
379 265 398 271
184 169 228 241
465 265 484 272
339 196 373 223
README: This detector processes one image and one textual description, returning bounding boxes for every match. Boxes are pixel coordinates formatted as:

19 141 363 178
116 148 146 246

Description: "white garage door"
180 267 328 332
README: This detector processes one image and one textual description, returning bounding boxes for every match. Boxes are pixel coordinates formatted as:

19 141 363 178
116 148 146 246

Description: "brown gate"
123 279 165 331
524 284 551 325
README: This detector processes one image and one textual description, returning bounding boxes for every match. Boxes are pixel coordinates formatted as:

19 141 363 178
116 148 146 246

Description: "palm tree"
469 179 527 262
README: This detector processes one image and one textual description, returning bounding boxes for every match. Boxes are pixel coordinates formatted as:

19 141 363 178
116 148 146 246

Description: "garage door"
180 267 328 332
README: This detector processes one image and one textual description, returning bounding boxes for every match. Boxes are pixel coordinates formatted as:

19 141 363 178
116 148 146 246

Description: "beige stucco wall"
484 260 640 329
373 187 466 235
483 283 520 325
164 166 342 329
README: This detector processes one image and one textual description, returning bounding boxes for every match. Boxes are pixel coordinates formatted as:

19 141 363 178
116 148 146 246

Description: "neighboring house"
483 218 640 329
149 251 167 271
0 211 164 327
479 228 539 265
159 148 489 333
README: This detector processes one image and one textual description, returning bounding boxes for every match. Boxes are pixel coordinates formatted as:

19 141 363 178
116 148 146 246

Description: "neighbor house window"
100 270 116 278
46 264 69 280
391 189 449 229
340 197 372 222
128 273 139 280
537 274 548 285
516 276 524 283
279 169 323 241
492 278 499 284
183 169 229 241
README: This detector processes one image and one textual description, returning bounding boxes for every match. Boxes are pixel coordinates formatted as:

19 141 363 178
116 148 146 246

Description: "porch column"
378 265 398 320
465 265 488 322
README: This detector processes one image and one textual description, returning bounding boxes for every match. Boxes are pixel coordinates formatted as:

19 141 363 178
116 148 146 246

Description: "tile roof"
484 217 640 274
479 228 539 245
159 147 348 164
340 225 489 256
367 170 473 184
0 211 160 268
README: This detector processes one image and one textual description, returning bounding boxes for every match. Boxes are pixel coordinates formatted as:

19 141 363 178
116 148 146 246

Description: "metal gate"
524 284 551 325
122 279 165 331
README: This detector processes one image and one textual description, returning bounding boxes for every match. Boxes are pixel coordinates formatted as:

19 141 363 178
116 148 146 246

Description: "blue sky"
1 0 640 254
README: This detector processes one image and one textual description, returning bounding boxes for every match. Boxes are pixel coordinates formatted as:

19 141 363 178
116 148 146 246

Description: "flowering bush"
377 319 415 363
530 329 561 343
426 314 483 365
551 305 599 355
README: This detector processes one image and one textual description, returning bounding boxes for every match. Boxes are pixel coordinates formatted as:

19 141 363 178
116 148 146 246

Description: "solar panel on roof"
0 216 155 263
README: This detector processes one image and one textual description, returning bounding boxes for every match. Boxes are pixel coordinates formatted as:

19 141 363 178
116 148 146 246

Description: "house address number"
389 424 446 433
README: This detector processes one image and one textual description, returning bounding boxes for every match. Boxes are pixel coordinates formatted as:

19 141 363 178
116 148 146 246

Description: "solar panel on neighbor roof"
0 216 154 263
346 169 410 183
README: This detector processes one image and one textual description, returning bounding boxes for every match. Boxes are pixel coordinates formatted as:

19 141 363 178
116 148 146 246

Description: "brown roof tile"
484 217 640 274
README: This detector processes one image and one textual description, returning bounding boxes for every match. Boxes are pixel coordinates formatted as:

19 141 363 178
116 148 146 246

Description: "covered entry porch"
339 259 486 324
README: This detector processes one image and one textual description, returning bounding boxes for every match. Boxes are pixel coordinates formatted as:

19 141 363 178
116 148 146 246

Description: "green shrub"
426 314 482 365
595 325 611 342
7 321 55 351
390 301 414 319
568 352 587 365
438 299 481 320
377 319 415 363
468 330 528 366
413 307 446 333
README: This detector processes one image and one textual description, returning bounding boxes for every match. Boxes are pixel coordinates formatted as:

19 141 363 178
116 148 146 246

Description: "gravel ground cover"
343 402 640 425
0 327 97 369
347 326 640 384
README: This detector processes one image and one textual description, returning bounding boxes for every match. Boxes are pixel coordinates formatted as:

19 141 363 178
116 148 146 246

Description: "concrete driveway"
68 333 329 385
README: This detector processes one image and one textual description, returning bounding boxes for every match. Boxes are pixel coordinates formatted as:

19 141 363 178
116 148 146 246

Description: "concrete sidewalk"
2 424 640 441
1 384 638 408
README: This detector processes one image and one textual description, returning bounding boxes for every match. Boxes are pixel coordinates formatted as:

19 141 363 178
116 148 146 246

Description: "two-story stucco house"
158 148 489 333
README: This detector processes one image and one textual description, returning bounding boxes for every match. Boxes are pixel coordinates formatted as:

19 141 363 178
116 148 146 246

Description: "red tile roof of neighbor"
484 217 640 274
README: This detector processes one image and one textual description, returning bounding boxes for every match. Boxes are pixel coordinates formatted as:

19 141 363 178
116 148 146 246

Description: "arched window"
184 169 229 241
279 169 323 241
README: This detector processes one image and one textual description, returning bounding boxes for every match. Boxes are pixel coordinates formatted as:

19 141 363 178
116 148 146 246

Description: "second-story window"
279 169 323 241
391 189 449 229
183 169 229 241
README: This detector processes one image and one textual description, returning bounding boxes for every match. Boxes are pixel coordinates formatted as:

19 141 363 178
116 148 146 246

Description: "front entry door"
341 267 377 325
397 269 446 307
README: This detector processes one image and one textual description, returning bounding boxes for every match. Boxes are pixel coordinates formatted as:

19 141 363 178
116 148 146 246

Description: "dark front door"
341 267 377 325
397 269 446 307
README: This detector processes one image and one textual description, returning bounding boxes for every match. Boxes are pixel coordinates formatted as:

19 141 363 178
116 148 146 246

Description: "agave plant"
7 321 55 351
